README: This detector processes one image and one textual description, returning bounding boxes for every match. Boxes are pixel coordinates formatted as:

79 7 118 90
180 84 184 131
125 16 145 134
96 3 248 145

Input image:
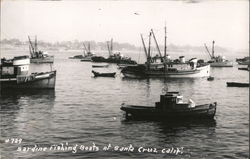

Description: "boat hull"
0 71 56 89
91 56 137 64
237 61 249 65
80 58 92 62
210 61 233 67
30 56 54 63
121 103 216 120
122 64 210 78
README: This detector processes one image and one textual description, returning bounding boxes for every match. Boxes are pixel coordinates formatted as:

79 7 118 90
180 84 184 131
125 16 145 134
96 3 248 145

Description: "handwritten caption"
5 138 184 155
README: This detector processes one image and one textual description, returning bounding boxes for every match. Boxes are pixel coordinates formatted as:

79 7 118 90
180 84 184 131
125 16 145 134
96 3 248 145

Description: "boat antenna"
151 29 164 62
140 34 148 59
212 40 215 58
204 43 212 59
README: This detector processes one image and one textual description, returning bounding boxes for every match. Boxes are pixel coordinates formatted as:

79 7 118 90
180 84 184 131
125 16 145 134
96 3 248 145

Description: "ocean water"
0 49 249 159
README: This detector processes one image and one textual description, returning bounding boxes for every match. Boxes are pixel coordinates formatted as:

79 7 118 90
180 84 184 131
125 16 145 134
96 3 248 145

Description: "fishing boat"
226 82 249 87
91 39 137 64
0 56 56 89
92 70 116 77
69 55 84 59
204 41 233 67
238 65 249 71
28 36 54 63
80 43 95 62
69 43 95 61
236 56 249 65
121 91 217 120
121 27 210 78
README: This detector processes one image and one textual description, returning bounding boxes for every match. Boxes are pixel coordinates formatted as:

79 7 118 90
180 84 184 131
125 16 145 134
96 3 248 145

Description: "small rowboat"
207 76 214 81
92 70 116 77
226 82 249 87
92 64 109 68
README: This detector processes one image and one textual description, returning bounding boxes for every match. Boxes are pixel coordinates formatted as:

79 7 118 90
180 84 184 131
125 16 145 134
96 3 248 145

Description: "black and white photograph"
0 0 249 158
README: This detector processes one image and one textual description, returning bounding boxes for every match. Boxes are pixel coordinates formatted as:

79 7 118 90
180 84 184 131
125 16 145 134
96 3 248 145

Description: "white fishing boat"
204 41 233 67
121 26 210 78
28 36 54 63
0 56 56 89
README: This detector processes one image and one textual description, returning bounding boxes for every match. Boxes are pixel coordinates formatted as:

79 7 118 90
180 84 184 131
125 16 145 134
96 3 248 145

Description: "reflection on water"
0 51 249 159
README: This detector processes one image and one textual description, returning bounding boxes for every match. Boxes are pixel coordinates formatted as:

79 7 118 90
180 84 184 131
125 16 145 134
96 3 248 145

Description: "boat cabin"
155 92 195 110
1 56 30 78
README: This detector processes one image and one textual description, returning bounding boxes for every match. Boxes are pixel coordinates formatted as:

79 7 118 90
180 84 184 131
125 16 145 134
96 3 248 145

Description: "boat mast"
35 35 37 53
28 36 35 57
212 40 215 58
164 24 167 72
88 43 91 53
151 29 164 62
110 38 113 55
164 24 167 61
147 31 152 69
107 41 111 56
140 34 148 59
83 43 88 56
29 45 32 58
204 43 212 59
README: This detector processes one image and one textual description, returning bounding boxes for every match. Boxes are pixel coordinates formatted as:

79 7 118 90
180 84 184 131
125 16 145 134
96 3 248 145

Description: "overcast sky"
1 0 249 50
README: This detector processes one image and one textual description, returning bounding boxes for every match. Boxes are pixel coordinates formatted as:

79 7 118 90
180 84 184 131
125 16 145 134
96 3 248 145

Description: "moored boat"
226 82 249 87
207 76 214 81
236 56 249 65
28 36 54 63
80 43 95 62
121 27 210 78
69 55 84 59
238 67 249 71
92 64 109 68
91 39 137 64
204 41 233 67
1 56 56 89
121 92 217 120
91 70 116 77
